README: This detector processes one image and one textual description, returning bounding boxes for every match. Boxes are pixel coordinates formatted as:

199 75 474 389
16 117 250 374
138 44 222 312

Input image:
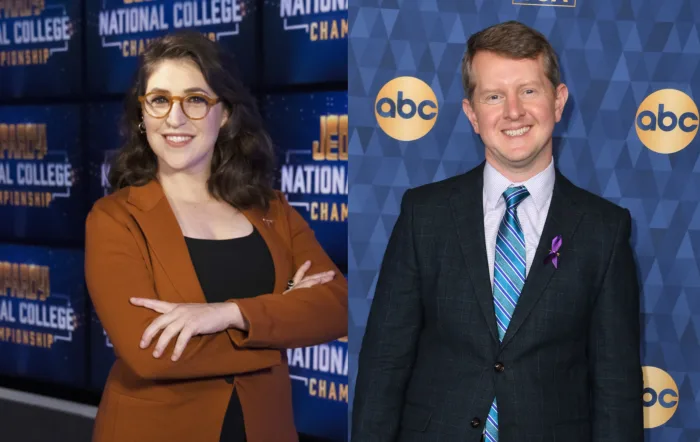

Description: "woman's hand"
285 260 336 293
129 298 241 362
130 261 335 361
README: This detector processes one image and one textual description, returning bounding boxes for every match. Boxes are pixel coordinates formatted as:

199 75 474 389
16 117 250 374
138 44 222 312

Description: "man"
352 21 643 442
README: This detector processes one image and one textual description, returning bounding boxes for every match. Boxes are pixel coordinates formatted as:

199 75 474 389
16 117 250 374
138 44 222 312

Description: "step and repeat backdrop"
349 0 699 440
0 1 347 440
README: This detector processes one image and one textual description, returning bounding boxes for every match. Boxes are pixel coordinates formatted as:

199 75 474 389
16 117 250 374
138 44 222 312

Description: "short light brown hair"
461 21 561 101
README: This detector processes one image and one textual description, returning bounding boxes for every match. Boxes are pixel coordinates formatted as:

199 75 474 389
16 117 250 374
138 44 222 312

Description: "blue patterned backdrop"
0 0 82 98
86 0 258 93
0 244 86 388
348 0 700 439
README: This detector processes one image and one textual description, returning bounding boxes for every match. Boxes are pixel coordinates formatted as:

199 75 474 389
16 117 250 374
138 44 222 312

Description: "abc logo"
642 366 679 429
636 89 699 154
375 76 438 141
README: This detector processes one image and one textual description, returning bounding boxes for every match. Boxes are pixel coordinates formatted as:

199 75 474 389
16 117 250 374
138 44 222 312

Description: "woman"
84 31 347 442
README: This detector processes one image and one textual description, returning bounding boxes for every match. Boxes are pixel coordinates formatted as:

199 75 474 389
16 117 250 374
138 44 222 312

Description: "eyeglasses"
138 92 221 120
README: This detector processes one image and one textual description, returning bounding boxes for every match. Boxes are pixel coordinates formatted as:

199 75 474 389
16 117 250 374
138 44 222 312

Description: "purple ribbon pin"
544 235 562 269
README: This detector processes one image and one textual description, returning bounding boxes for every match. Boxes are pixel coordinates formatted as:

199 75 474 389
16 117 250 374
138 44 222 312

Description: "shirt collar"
483 159 555 212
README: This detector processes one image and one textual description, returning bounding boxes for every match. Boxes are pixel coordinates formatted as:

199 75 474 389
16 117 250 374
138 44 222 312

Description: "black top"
184 228 275 442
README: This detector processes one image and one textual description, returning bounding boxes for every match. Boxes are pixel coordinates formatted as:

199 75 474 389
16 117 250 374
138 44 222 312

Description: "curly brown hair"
109 31 276 211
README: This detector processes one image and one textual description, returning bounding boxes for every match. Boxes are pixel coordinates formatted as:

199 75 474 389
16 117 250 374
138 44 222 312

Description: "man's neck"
485 154 552 184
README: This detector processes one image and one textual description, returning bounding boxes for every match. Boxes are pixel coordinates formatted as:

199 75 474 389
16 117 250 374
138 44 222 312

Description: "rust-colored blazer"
84 180 347 442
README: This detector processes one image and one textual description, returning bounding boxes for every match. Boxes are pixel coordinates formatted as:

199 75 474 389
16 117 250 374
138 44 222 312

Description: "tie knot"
503 186 529 210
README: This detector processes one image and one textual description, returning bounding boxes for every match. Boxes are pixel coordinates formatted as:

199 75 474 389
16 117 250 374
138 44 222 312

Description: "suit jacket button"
471 417 481 428
224 376 234 384
494 362 505 373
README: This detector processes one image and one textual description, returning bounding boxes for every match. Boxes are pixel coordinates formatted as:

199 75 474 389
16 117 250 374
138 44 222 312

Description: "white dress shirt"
483 159 556 285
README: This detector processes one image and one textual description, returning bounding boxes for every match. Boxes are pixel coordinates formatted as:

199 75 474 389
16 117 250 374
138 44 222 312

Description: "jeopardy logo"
643 366 679 429
0 0 74 67
287 339 348 403
279 0 347 42
281 113 348 223
100 149 118 196
375 76 438 142
0 261 76 350
98 0 249 58
0 123 73 208
512 0 576 6
636 89 699 154
103 327 113 348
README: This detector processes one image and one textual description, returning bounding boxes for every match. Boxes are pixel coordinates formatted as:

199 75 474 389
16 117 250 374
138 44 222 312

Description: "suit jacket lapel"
500 170 584 349
449 164 500 343
125 181 289 305
126 180 207 304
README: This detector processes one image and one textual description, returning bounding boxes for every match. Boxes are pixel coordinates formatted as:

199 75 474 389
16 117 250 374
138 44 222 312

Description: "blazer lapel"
126 180 207 304
126 181 291 304
449 164 499 343
500 170 584 349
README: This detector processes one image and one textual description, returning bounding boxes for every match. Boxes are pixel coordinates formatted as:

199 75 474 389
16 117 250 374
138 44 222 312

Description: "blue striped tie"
484 186 529 442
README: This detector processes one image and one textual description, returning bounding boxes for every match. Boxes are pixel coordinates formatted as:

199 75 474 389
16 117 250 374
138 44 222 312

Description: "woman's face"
141 58 228 177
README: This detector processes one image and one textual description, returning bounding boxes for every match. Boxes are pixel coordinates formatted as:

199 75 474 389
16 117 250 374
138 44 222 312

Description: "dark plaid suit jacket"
351 163 643 442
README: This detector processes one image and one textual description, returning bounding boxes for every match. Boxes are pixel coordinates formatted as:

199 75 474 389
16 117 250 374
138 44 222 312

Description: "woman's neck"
158 170 212 204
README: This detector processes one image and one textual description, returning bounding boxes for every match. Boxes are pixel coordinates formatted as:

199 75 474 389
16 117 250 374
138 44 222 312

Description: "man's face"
462 51 568 178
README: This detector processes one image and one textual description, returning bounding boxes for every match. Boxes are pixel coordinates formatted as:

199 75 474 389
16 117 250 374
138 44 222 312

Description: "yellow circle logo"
642 366 679 429
374 76 438 141
636 89 699 154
